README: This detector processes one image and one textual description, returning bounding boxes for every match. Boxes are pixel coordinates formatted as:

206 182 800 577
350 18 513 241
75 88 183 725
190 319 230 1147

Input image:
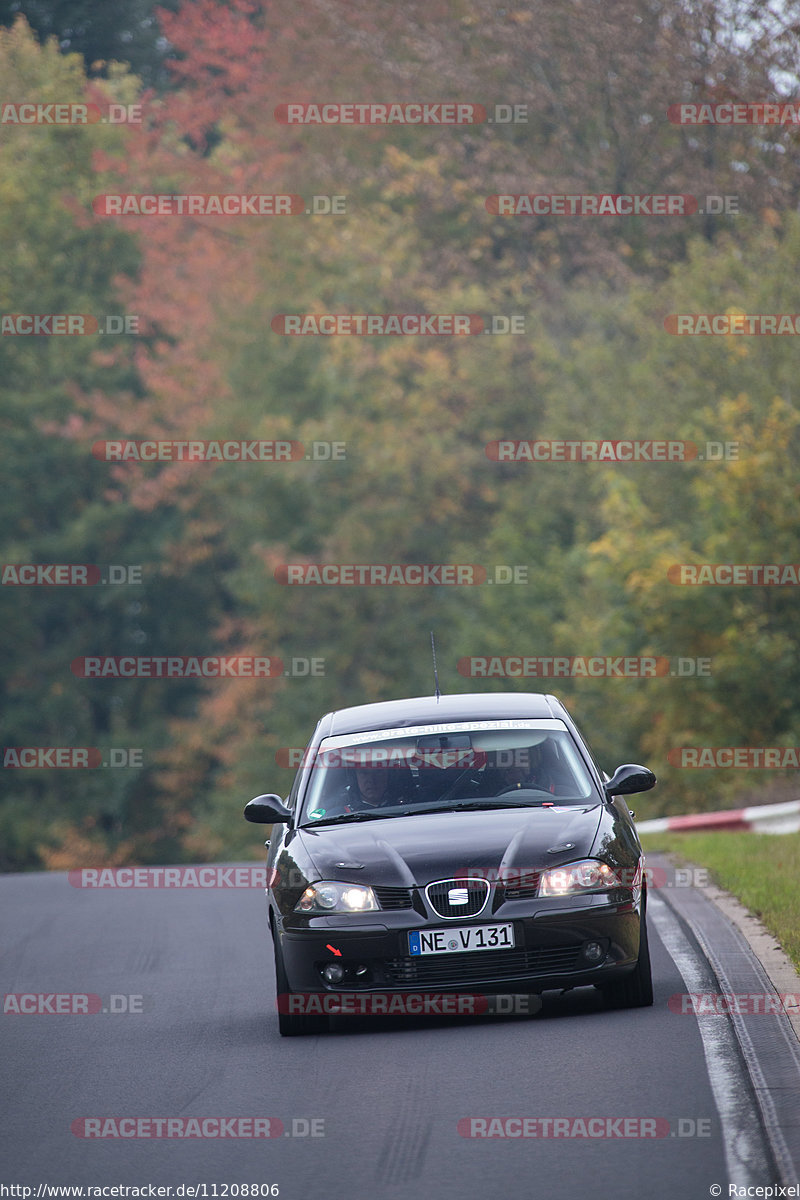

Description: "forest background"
2 0 799 870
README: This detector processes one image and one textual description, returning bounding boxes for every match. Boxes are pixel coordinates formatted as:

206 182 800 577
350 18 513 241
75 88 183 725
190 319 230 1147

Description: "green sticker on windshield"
308 808 326 820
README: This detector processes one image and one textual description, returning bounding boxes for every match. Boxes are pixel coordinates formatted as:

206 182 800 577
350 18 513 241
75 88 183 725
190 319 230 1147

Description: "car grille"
426 878 490 918
384 944 582 985
372 878 542 911
374 886 415 910
502 875 540 901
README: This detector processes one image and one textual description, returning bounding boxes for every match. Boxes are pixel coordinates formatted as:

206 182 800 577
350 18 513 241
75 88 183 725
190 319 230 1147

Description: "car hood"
296 805 605 887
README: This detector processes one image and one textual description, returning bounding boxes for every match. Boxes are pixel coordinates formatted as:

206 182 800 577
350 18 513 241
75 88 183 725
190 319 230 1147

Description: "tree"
0 0 180 85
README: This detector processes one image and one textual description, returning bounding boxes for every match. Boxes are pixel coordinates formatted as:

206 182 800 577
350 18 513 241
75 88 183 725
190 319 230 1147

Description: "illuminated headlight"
537 859 623 897
295 882 378 914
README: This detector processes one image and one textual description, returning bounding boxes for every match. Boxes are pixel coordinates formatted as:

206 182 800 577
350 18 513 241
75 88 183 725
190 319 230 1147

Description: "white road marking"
648 894 772 1185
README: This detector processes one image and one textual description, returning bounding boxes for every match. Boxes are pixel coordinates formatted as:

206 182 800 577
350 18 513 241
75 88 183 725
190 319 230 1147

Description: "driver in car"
495 747 556 794
349 767 392 810
322 765 408 815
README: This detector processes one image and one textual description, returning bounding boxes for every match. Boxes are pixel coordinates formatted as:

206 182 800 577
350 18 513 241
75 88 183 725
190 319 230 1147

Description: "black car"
244 691 656 1035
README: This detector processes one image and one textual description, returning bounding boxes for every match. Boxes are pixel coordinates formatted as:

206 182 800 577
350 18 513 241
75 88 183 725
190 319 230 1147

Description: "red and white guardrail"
636 799 800 835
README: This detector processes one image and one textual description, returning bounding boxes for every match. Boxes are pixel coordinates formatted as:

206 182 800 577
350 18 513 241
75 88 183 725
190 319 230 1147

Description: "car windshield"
299 720 598 824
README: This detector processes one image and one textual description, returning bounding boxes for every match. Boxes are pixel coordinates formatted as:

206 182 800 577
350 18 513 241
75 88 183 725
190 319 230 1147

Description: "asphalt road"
0 865 786 1200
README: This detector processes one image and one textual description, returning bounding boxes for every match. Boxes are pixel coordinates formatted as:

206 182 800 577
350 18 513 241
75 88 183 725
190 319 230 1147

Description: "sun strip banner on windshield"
319 718 567 752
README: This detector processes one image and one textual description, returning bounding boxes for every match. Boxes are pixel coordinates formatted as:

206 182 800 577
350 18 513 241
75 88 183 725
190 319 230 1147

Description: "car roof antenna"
430 630 441 700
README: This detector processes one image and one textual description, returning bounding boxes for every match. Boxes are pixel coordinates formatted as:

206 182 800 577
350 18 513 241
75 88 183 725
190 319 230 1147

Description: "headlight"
537 859 623 897
295 882 379 914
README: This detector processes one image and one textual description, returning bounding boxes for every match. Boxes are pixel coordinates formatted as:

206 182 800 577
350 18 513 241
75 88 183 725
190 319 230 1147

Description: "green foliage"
0 19 225 866
4 2 800 867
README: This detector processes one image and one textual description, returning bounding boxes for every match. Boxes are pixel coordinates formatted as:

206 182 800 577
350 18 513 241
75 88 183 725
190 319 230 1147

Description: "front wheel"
598 914 654 1009
273 935 329 1037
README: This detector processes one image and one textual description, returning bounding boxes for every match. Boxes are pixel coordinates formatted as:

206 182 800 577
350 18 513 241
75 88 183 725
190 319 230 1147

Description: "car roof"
319 691 565 738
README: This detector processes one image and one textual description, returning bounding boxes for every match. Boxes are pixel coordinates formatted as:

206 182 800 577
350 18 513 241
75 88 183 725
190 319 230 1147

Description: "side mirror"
244 794 292 824
603 764 656 797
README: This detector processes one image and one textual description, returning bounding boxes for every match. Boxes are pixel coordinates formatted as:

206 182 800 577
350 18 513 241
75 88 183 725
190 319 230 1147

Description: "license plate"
408 924 515 956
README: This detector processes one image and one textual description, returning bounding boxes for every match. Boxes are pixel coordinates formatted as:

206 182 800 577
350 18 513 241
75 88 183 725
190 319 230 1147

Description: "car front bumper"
274 888 644 996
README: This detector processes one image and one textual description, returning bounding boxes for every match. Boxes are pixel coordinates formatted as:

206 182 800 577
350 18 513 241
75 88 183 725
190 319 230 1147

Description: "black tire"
599 913 654 1009
273 935 329 1037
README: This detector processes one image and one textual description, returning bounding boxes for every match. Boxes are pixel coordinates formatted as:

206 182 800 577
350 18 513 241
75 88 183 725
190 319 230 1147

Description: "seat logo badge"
448 888 470 905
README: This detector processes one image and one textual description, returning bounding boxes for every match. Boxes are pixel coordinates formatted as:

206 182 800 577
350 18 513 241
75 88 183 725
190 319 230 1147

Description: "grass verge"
640 831 800 973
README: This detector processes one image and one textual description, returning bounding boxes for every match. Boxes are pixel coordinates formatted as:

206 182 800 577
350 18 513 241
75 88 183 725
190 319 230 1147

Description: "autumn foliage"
3 1 800 867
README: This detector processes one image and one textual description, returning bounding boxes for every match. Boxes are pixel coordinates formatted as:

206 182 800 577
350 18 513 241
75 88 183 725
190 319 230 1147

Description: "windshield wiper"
406 798 552 816
450 798 559 810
